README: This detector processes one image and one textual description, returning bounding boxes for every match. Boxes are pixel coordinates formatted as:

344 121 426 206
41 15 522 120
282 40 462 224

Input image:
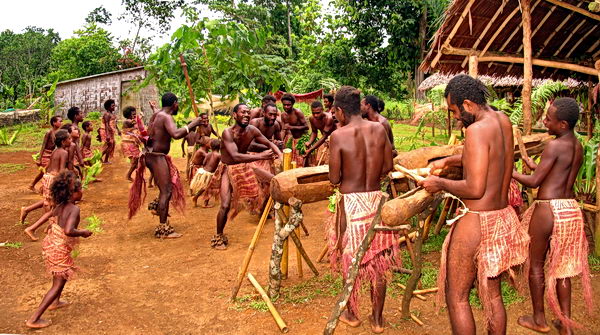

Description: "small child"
513 97 592 333
192 139 222 207
188 136 211 181
29 116 62 191
80 121 94 165
21 130 71 237
121 120 142 182
26 171 92 329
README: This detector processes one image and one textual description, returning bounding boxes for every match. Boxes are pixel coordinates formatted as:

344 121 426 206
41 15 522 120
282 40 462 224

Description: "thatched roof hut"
418 72 585 91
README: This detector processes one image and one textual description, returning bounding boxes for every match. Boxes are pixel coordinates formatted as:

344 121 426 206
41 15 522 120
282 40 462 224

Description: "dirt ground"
1 149 599 334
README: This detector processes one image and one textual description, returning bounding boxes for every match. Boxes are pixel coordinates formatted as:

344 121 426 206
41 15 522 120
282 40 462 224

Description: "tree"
119 0 186 58
85 6 113 25
48 24 121 81
144 19 288 117
0 27 60 107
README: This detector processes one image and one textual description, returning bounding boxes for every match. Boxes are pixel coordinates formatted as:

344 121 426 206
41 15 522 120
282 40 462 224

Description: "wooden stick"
410 314 424 326
430 0 476 68
247 273 289 333
282 149 292 279
289 230 319 277
317 244 329 263
522 0 533 135
230 197 274 301
295 227 303 277
595 141 600 257
543 0 600 21
413 287 439 295
323 195 388 335
398 231 418 244
397 283 427 301
422 212 435 241
478 5 520 57
178 54 199 117
434 198 452 235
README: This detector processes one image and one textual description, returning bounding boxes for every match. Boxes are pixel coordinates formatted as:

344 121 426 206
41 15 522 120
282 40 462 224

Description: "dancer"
192 139 221 208
303 100 336 166
26 171 92 329
249 103 283 151
67 107 84 169
198 112 219 139
327 86 395 333
210 103 282 249
121 120 143 182
29 116 62 191
99 99 119 163
188 137 210 182
513 97 592 334
419 74 529 334
23 130 72 240
280 93 308 166
80 121 94 163
128 92 203 238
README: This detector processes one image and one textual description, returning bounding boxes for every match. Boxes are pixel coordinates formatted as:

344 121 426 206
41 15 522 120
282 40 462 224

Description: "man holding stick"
280 93 308 166
210 103 282 250
418 74 529 334
303 100 336 166
128 92 203 238
328 85 395 333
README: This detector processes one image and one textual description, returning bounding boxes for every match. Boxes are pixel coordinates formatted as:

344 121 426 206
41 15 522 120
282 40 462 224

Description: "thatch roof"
420 0 600 81
418 72 585 91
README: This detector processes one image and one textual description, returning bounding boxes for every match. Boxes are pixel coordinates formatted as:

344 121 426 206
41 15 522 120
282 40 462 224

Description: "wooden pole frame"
247 273 289 333
460 0 508 68
430 0 477 68
521 0 534 135
595 60 600 257
468 55 478 78
543 0 600 21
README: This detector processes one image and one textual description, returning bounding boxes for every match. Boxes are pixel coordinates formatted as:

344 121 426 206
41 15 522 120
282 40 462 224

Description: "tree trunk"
286 0 292 56
414 5 428 100
521 0 533 135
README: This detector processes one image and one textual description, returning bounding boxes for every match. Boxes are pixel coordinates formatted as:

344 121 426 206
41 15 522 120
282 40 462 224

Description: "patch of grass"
71 249 80 258
229 294 269 313
0 241 23 248
422 228 449 253
389 257 439 298
469 281 524 308
0 163 26 174
392 122 461 152
280 272 343 305
0 122 46 153
589 254 600 272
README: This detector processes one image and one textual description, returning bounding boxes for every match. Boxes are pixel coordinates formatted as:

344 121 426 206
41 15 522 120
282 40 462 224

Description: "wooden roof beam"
430 0 477 69
552 20 586 57
536 1 585 57
498 0 544 54
479 5 521 57
460 0 509 68
565 25 598 58
543 0 600 21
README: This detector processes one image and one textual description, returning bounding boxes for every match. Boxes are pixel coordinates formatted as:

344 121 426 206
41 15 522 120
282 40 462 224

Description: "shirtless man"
280 93 308 166
198 113 219 139
328 86 394 333
181 129 201 179
250 94 277 120
128 92 202 239
67 107 84 169
361 95 396 156
303 100 336 166
249 103 283 152
29 116 62 191
419 74 529 334
100 99 119 164
323 94 334 113
211 103 282 249
513 98 591 334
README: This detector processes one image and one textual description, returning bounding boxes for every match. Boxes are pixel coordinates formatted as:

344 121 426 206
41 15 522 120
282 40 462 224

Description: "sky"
0 0 213 48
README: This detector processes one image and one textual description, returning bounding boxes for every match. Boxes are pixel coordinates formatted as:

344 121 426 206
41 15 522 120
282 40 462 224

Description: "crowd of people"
19 74 593 334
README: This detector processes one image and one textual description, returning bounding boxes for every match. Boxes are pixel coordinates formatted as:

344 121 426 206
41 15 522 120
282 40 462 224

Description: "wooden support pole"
587 81 594 140
401 220 426 318
289 230 319 277
295 228 303 277
317 244 329 263
522 0 533 135
430 0 477 68
397 283 427 301
422 211 435 241
434 198 452 235
179 54 199 117
468 55 478 78
595 141 600 256
230 197 274 301
247 273 289 333
282 149 292 279
323 195 388 335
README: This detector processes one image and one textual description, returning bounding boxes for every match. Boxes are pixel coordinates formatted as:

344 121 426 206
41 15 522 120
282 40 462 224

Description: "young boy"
513 97 592 334
23 130 71 240
26 171 92 329
192 139 222 208
188 137 210 181
80 121 94 164
61 124 80 176
67 107 85 168
29 116 62 191
121 120 142 182
99 99 119 164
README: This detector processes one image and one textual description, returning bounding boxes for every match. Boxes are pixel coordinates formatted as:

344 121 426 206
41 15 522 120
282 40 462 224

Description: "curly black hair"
311 100 323 109
82 121 92 131
50 171 81 205
54 129 70 148
104 99 115 110
364 95 379 111
552 97 580 129
334 86 361 116
123 106 136 119
281 93 296 105
67 107 81 122
262 94 276 104
444 74 489 107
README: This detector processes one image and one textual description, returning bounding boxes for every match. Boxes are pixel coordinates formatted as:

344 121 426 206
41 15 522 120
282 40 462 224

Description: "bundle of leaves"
84 214 104 233
82 160 103 189
574 135 598 204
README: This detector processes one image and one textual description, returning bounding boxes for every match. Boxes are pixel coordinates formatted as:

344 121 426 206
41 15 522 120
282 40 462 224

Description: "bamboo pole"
230 197 274 301
522 0 533 135
282 149 292 279
411 314 424 326
289 229 319 276
323 195 388 335
430 0 477 68
397 283 427 301
178 54 199 117
317 244 329 263
247 273 289 333
413 287 439 295
595 141 600 256
468 55 478 78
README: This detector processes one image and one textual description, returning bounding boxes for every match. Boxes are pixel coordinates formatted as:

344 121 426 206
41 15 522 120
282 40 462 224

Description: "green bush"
86 111 101 120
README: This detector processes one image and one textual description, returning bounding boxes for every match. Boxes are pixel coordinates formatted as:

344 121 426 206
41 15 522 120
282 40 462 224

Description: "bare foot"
28 184 35 192
339 311 361 328
26 318 52 329
213 243 227 250
20 207 27 224
517 315 550 333
552 319 572 335
127 177 133 183
369 315 385 334
24 229 38 241
201 203 215 208
48 300 70 311
160 232 183 239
